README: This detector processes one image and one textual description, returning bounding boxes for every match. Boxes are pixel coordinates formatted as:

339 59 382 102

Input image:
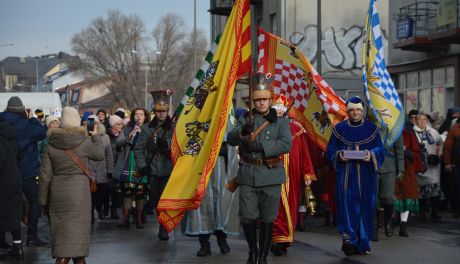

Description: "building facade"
210 0 390 108
388 0 460 117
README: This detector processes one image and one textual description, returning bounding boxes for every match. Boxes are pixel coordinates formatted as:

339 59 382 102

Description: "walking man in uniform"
228 78 292 264
135 92 174 241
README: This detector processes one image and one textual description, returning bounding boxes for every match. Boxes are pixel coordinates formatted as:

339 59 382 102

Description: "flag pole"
248 1 258 132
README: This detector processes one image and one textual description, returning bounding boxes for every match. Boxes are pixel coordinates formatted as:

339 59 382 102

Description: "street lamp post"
35 59 39 92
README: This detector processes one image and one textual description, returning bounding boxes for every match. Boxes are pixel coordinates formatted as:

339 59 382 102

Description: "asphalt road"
1 212 459 264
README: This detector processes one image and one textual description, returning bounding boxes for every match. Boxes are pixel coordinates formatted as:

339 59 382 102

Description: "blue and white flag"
362 0 404 149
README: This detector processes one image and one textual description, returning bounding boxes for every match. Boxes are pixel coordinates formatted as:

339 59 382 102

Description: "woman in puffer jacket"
38 107 105 264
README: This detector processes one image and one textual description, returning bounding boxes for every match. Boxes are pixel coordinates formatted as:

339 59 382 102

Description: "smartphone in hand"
87 118 95 132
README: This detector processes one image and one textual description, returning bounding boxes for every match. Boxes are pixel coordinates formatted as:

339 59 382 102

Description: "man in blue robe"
326 97 385 255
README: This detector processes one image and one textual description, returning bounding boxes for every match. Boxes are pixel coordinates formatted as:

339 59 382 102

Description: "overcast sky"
0 0 211 60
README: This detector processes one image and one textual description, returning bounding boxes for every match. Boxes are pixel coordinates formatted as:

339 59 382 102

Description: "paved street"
2 212 459 264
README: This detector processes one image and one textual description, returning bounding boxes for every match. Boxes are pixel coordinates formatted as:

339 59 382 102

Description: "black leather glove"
140 166 151 176
404 149 413 162
241 123 254 136
106 173 113 179
248 141 264 153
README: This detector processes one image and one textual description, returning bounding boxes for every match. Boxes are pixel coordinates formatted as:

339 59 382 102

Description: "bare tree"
147 14 209 109
68 10 145 108
68 10 208 110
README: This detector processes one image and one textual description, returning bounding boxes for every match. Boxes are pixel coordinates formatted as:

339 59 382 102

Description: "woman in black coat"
0 121 23 260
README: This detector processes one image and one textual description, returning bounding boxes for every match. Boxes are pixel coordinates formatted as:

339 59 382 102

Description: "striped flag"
362 0 404 149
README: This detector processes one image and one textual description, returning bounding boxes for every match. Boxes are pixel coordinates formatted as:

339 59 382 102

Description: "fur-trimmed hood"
47 126 87 150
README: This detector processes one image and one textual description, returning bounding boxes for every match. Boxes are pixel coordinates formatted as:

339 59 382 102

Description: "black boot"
270 243 284 256
372 209 380 241
399 221 409 237
324 210 331 227
341 239 355 256
383 204 394 237
0 231 10 249
0 242 23 260
26 233 47 247
258 222 274 264
430 197 442 220
215 231 230 255
158 225 169 241
196 234 211 257
242 222 258 264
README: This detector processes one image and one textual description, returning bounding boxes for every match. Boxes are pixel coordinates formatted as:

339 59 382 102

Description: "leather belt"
240 157 280 168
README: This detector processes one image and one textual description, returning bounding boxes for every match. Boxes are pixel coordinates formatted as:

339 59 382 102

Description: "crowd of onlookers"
0 96 155 262
1 93 460 261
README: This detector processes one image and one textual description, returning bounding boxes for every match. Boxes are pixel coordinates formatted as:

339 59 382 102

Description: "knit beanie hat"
109 115 123 127
6 96 25 112
114 110 125 119
45 116 60 127
60 107 81 128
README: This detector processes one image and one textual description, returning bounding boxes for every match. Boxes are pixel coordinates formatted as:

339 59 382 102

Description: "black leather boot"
242 222 258 264
26 233 47 247
158 225 169 241
372 209 380 241
270 243 284 256
0 242 23 260
324 210 331 227
383 204 394 237
196 234 211 257
430 197 442 220
399 221 409 237
258 222 274 264
0 231 10 249
215 231 230 255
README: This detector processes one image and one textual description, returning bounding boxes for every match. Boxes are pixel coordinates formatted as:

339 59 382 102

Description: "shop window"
406 90 418 112
446 66 455 87
419 88 431 113
397 74 406 89
419 70 431 87
406 71 418 88
433 68 445 86
432 86 445 117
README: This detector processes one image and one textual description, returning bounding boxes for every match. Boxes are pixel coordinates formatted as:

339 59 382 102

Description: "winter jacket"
0 121 22 231
38 127 104 258
443 123 460 165
414 125 442 186
88 124 114 184
0 111 47 181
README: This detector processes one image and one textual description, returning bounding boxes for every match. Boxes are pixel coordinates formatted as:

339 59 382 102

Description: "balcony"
209 0 234 16
430 0 460 42
394 1 449 51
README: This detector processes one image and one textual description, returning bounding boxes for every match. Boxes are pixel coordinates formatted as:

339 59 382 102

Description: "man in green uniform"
228 77 292 264
135 91 174 241
374 135 404 240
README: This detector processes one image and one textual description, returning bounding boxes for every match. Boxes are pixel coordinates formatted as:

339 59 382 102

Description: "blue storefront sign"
397 18 413 39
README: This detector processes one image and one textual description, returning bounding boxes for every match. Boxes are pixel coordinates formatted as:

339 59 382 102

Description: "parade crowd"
1 92 460 264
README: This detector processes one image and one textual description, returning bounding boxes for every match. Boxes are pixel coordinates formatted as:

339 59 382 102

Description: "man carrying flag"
362 0 405 242
228 74 292 264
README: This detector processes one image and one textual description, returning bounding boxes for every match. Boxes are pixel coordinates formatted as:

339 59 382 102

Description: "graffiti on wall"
289 25 388 73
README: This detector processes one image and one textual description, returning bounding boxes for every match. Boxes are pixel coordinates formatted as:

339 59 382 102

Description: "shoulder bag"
64 149 97 193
